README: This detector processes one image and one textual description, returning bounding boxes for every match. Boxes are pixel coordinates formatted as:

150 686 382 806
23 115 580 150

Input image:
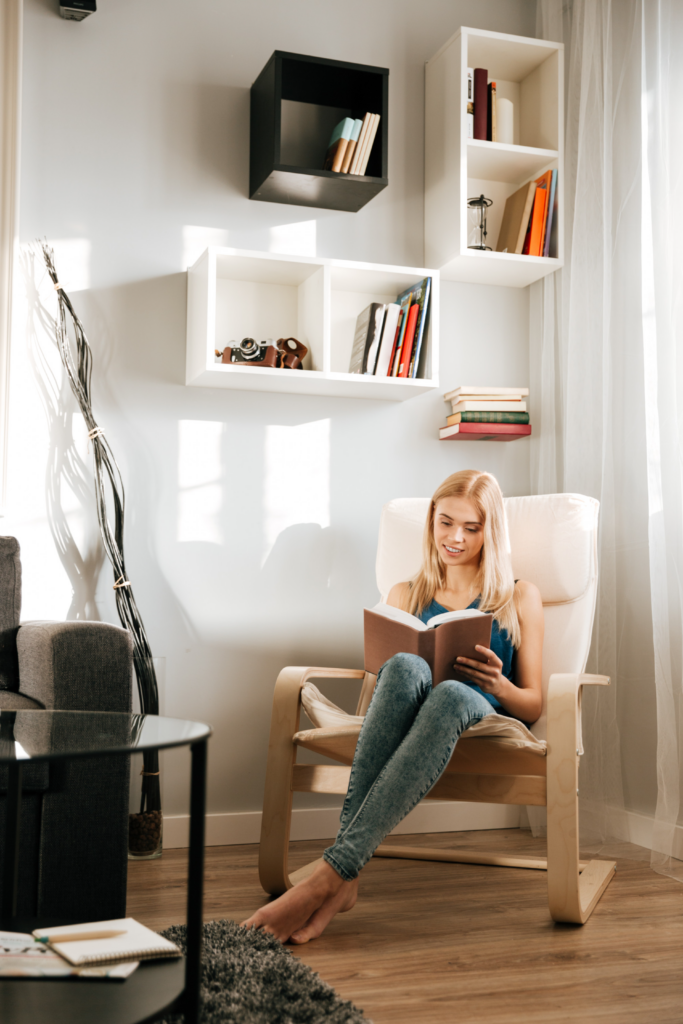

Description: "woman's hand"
455 646 507 699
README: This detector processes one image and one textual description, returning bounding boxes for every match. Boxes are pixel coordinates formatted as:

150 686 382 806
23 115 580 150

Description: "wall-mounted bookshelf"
425 27 564 288
186 247 439 400
250 51 388 213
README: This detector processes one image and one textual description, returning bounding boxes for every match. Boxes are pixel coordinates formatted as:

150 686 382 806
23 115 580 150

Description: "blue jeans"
323 652 495 882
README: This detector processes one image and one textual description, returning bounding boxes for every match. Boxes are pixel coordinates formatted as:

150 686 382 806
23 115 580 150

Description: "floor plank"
127 829 683 1023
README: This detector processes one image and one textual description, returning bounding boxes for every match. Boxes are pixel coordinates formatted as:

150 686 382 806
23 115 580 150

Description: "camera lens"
238 338 260 359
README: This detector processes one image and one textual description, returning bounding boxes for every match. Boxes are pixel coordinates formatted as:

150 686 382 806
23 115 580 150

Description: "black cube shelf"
250 51 388 213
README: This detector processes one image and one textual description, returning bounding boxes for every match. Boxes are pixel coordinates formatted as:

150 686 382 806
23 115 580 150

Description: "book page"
366 602 427 631
424 608 486 629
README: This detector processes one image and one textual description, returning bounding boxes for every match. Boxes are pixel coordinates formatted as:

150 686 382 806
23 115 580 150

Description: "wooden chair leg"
546 673 616 923
258 665 365 895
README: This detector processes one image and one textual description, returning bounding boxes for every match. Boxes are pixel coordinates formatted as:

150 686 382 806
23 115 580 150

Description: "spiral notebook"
32 918 181 967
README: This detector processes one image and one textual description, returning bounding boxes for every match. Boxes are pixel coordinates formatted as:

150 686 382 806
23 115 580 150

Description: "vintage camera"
222 338 279 368
277 337 308 370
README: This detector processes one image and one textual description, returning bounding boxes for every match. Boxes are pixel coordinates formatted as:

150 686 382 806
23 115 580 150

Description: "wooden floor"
127 829 683 1024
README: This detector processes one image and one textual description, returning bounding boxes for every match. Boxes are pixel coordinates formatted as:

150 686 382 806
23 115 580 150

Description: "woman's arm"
455 580 544 723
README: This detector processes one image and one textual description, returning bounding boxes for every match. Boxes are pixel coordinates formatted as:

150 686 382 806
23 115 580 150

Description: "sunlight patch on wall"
50 238 92 292
262 418 330 564
269 220 317 257
177 420 224 544
182 225 229 270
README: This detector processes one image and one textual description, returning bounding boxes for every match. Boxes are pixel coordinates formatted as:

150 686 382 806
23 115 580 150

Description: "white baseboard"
619 808 683 860
163 802 521 850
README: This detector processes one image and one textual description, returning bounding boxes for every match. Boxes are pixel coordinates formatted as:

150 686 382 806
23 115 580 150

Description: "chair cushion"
300 682 546 753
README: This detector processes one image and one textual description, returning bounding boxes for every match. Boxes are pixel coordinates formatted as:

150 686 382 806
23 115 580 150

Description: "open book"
32 918 181 967
364 602 493 685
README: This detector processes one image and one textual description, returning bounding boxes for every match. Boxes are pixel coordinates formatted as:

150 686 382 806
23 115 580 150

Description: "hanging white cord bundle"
41 242 161 818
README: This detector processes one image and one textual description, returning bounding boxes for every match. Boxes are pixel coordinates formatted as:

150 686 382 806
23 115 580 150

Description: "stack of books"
496 169 558 257
323 113 380 176
439 386 531 441
348 277 431 379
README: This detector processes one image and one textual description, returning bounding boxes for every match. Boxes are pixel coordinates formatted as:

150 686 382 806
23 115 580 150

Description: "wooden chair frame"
258 666 616 924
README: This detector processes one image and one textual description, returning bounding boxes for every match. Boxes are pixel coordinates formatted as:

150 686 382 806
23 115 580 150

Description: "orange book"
528 173 551 257
535 170 554 255
398 304 419 377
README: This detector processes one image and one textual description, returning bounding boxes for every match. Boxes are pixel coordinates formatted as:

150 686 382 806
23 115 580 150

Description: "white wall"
9 0 535 827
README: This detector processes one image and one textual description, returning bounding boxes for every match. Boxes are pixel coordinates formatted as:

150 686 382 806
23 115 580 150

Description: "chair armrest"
546 672 609 816
16 620 134 711
547 672 609 756
271 666 366 738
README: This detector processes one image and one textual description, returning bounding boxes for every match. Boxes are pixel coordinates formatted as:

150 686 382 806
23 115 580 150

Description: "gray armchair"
0 537 133 921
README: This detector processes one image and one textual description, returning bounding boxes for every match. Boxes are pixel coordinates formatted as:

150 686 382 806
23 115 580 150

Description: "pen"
36 930 127 943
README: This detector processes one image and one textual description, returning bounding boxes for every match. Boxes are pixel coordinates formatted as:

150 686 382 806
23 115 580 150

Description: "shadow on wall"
20 247 105 620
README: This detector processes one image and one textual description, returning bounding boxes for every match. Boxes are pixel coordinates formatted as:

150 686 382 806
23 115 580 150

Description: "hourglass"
467 194 493 250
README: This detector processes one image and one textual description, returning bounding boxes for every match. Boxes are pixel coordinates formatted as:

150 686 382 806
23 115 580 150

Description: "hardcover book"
473 68 488 140
349 112 373 174
374 303 402 377
444 386 529 400
364 603 492 684
348 302 386 374
340 118 363 174
440 422 532 441
451 400 527 413
496 181 537 254
447 411 530 425
323 117 355 173
408 277 432 378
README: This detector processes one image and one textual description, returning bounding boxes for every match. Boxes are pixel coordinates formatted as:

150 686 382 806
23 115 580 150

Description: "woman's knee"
432 679 490 716
378 652 432 696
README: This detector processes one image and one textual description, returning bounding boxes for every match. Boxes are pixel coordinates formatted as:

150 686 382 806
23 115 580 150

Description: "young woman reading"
243 470 544 944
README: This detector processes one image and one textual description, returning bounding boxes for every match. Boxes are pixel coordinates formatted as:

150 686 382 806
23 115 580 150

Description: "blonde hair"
403 470 521 647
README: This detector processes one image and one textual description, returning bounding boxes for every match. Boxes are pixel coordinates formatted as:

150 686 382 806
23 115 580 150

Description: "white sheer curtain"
532 0 683 879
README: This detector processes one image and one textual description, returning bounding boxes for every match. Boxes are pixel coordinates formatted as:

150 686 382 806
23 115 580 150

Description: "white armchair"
258 493 616 924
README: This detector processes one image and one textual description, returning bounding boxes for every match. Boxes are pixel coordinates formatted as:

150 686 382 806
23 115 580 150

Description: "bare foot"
289 876 358 944
241 860 358 943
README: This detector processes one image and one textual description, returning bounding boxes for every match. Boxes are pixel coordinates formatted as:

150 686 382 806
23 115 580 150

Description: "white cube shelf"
186 247 439 400
425 26 564 288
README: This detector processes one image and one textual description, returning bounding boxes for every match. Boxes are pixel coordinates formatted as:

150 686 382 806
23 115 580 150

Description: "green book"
446 411 530 425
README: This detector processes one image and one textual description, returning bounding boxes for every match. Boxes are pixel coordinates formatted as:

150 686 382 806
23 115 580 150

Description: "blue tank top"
418 596 516 714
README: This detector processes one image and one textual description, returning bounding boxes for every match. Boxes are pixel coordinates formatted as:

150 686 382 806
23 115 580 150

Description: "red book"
385 310 404 377
473 68 488 141
439 422 532 442
398 304 419 377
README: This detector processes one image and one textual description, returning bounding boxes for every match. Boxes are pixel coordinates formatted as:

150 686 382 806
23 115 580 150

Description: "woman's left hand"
455 646 507 698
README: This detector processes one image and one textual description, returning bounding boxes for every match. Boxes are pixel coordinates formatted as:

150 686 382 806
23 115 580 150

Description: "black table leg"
1 761 22 923
184 739 207 1024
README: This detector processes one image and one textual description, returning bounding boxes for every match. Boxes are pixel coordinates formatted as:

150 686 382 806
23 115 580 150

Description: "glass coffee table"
0 710 212 1024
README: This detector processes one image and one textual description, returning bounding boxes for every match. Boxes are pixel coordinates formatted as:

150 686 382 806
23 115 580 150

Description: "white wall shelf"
186 247 439 400
425 26 564 288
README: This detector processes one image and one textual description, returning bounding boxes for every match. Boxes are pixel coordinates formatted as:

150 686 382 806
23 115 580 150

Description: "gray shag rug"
158 919 370 1024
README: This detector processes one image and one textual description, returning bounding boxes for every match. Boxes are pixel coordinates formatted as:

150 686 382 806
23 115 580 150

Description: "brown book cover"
340 138 357 174
323 136 349 173
473 68 488 140
364 608 492 684
496 181 537 253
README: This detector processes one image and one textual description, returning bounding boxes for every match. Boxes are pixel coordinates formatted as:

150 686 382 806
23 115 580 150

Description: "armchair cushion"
301 682 546 754
17 620 133 711
0 536 21 690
